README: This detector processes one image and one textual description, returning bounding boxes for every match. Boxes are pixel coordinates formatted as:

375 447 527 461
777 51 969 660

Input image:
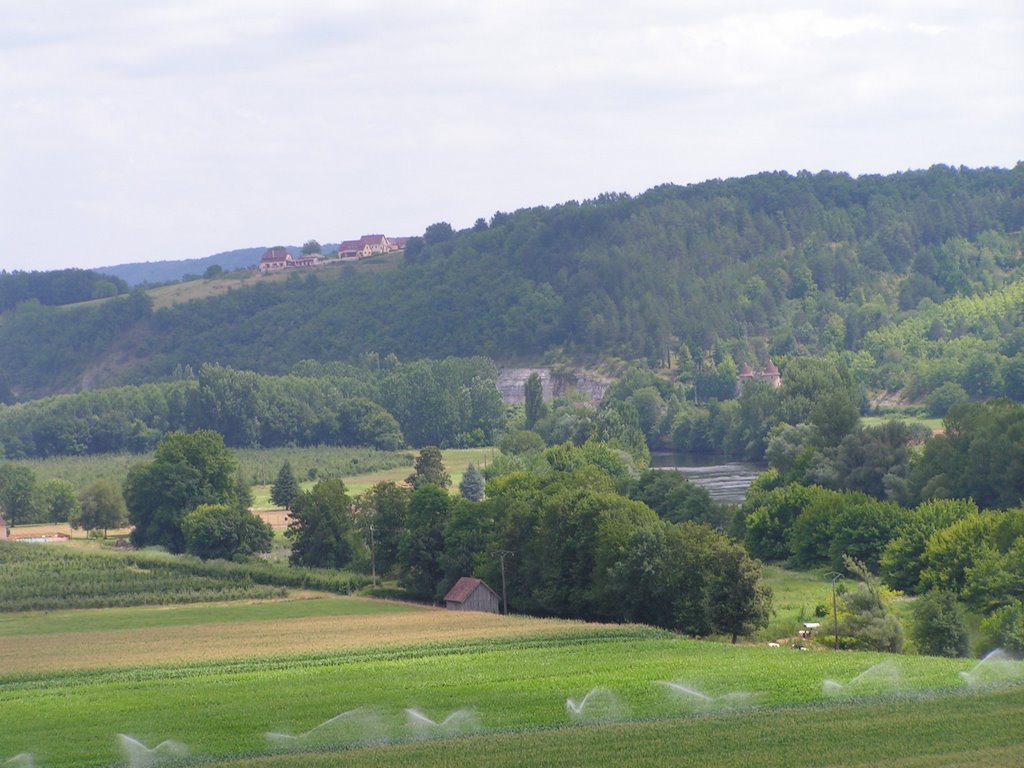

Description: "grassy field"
15 445 418 493
250 447 496 510
861 413 944 432
756 565 834 642
2 596 1022 767
144 253 404 310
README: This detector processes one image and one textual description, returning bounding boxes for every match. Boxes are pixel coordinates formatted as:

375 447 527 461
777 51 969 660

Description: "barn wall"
465 587 499 613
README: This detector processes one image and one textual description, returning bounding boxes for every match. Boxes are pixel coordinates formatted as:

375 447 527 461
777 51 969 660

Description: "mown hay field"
3 601 1022 768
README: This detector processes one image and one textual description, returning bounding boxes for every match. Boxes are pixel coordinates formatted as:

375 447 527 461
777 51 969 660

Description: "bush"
910 590 970 657
925 382 969 418
979 601 1024 655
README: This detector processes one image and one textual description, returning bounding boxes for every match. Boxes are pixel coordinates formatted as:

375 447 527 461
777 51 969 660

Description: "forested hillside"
0 268 129 311
1 165 1022 400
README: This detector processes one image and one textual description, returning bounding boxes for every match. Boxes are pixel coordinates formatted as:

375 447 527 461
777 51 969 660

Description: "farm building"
443 576 500 614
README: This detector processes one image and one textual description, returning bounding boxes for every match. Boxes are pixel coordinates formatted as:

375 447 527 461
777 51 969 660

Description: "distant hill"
1 164 1022 400
95 245 339 286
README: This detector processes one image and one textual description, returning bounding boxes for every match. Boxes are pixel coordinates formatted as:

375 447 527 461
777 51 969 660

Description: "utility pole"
369 522 376 588
825 571 843 650
496 550 514 615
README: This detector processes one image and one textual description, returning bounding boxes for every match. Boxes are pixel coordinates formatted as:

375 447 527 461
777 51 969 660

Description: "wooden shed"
443 577 500 614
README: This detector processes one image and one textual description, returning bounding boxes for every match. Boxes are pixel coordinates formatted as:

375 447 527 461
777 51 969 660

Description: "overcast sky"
2 1 1021 272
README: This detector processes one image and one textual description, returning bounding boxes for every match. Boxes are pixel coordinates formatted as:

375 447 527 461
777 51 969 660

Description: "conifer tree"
524 372 546 429
459 463 485 501
271 461 300 510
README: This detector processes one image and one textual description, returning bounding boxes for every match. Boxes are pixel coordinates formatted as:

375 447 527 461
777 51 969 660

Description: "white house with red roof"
257 246 320 272
338 234 396 260
257 246 292 272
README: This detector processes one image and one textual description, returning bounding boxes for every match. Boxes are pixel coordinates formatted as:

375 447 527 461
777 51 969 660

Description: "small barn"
443 577 500 614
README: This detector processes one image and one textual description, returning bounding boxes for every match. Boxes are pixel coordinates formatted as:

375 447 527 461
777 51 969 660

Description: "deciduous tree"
125 430 240 552
287 478 358 569
408 446 451 489
183 503 272 561
73 479 127 537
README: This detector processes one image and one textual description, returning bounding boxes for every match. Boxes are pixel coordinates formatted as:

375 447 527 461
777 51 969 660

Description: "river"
648 453 765 505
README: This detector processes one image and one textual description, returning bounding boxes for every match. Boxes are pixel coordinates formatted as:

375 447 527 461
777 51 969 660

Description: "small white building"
443 577 501 614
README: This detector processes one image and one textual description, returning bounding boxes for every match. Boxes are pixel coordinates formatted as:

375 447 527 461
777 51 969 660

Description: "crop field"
0 542 372 612
0 600 603 674
2 602 1022 767
16 446 417 493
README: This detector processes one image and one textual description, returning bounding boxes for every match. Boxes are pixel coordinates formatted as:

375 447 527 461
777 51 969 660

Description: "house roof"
338 240 362 251
443 576 498 603
261 246 291 262
361 234 387 245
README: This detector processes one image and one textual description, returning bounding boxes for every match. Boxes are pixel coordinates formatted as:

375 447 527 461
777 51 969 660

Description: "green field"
0 594 419 637
250 446 496 506
15 445 419 493
0 542 371 612
2 607 1022 767
861 413 943 432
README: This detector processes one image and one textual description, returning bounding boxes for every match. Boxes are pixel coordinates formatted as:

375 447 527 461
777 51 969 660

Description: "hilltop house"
736 360 781 395
338 234 395 260
443 577 501 614
257 246 321 272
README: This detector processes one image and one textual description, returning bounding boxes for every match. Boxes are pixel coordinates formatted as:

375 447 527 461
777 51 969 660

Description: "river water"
649 453 764 505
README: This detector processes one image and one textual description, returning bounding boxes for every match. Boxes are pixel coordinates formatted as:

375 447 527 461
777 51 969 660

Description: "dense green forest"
1 165 1021 400
0 358 504 459
0 268 130 311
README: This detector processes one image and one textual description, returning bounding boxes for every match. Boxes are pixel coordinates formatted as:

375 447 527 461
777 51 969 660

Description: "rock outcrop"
496 368 610 404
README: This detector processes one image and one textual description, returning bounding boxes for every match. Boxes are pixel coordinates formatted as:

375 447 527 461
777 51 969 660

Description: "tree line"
0 268 129 312
0 358 504 459
281 440 771 641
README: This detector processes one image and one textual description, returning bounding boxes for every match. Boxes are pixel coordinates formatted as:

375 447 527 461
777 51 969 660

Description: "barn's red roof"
444 576 489 603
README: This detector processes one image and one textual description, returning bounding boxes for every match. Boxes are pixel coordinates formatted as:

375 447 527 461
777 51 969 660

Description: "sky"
1 1 1021 272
